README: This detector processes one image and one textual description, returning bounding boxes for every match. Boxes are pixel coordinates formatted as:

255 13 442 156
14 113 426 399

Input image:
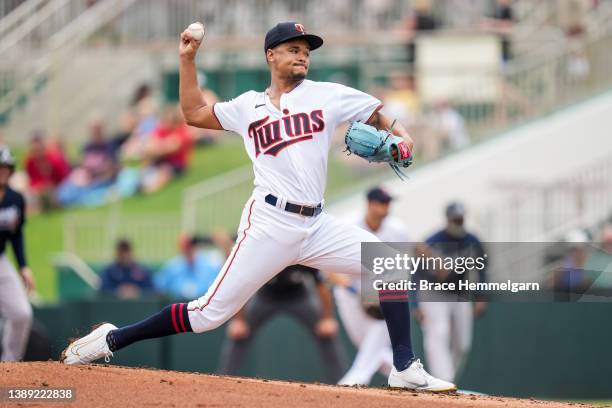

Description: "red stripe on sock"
171 303 180 333
178 303 187 333
379 295 409 301
189 199 255 312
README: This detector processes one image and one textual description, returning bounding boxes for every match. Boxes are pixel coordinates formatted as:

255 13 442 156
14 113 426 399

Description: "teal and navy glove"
344 121 413 179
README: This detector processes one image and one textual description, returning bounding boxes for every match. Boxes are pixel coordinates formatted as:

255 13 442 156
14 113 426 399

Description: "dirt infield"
0 362 594 408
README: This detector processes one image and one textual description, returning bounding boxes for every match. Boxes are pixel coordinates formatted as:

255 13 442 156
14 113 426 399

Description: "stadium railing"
0 0 138 131
0 0 48 39
1 0 596 138
484 153 612 243
63 211 181 263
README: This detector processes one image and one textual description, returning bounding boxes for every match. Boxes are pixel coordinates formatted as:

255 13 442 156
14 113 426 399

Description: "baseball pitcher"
61 21 454 392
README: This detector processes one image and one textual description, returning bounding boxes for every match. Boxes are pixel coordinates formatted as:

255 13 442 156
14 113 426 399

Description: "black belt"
265 194 322 217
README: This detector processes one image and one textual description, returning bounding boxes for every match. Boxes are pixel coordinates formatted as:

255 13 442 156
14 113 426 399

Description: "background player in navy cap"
0 147 35 361
413 201 488 383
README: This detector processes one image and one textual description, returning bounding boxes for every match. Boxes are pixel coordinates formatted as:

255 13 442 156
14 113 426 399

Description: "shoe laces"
412 359 435 381
103 351 114 363
83 344 113 363
412 359 424 370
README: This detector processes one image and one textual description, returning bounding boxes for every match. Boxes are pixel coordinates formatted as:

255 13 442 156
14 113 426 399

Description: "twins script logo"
248 110 325 157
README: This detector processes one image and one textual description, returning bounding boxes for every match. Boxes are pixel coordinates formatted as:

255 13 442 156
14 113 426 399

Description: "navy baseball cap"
367 187 393 203
264 22 324 52
445 202 466 218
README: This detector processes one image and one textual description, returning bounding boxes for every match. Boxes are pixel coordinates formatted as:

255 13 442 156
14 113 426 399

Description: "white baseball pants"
0 255 32 361
419 300 473 382
187 191 380 333
334 285 393 385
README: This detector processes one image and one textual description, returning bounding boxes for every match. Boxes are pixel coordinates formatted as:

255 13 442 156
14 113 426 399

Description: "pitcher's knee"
188 313 230 333
186 301 235 334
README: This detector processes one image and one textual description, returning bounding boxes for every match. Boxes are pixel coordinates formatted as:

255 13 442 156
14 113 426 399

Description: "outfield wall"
28 300 612 399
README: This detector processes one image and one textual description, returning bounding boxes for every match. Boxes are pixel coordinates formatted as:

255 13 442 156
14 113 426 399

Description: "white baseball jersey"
186 79 389 343
213 79 381 204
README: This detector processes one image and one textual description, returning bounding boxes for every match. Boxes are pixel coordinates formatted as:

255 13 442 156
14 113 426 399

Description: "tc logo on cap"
294 23 305 33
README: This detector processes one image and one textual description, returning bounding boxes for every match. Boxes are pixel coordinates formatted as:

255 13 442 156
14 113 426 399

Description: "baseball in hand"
187 22 205 41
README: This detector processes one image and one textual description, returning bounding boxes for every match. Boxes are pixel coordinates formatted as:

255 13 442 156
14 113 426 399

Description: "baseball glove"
344 121 413 180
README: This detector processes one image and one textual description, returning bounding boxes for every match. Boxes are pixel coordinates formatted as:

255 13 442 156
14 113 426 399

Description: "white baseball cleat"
60 323 117 365
388 359 457 392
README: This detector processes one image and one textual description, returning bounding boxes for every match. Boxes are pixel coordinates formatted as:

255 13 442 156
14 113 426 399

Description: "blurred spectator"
434 100 470 149
154 234 223 299
132 85 158 136
383 72 421 129
23 133 70 212
421 100 470 160
556 0 590 40
413 202 487 383
406 0 437 31
443 0 489 29
100 239 154 299
123 85 159 161
57 118 118 207
402 0 438 63
556 0 591 80
218 265 347 383
130 84 153 108
548 229 593 292
141 105 193 194
480 0 515 62
46 135 71 175
109 111 137 158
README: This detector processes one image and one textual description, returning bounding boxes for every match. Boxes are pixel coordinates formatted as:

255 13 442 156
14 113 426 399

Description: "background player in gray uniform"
0 147 35 361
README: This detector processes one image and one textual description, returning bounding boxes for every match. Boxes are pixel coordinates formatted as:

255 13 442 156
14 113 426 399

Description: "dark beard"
288 71 306 81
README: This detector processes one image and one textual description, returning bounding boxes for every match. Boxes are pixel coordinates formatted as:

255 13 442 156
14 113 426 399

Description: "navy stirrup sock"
106 303 192 352
379 293 416 371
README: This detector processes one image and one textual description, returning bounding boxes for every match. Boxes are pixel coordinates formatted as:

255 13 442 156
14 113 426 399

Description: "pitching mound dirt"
0 362 593 408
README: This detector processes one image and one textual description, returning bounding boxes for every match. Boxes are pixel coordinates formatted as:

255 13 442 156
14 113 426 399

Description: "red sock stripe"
188 199 256 312
379 295 410 301
178 303 187 333
171 303 180 333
